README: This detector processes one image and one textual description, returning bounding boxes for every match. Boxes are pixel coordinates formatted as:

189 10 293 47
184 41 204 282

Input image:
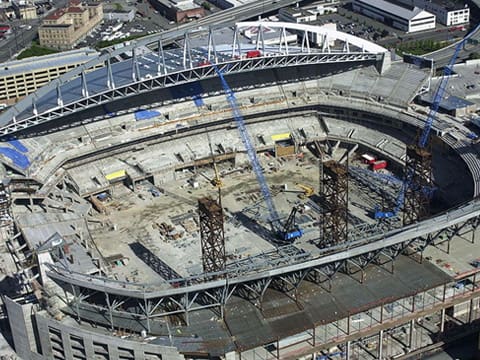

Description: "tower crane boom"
419 23 480 148
207 59 302 241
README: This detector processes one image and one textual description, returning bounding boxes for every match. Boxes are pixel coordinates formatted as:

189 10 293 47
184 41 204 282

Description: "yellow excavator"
282 183 314 199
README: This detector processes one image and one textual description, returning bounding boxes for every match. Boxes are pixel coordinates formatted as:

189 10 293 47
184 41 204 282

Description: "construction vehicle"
209 58 303 242
375 23 480 220
296 183 314 199
282 183 314 199
280 206 304 241
198 162 223 188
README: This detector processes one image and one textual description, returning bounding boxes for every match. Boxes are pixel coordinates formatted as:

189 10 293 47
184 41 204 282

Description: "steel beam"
320 160 348 248
199 197 226 275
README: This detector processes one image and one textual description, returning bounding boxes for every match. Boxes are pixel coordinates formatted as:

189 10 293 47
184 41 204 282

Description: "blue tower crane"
375 24 480 220
419 23 480 148
209 62 303 242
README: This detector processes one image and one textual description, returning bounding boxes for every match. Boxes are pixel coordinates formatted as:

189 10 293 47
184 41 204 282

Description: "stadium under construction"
0 21 479 360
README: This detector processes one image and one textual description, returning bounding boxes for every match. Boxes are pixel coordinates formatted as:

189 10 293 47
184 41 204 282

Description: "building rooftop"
45 9 65 20
419 94 475 111
0 48 99 78
104 8 134 13
67 6 87 12
355 0 430 20
279 6 313 17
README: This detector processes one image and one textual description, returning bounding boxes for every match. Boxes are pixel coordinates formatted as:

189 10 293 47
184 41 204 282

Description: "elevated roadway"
425 25 480 67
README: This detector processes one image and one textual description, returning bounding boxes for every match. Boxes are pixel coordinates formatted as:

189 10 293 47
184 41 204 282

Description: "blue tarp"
192 95 204 107
135 109 161 121
0 147 30 169
7 139 28 153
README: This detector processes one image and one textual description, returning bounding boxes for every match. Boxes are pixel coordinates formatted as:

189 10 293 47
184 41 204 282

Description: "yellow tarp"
105 170 126 181
271 133 291 141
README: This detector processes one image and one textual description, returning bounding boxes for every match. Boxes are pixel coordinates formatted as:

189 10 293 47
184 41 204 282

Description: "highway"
426 26 480 67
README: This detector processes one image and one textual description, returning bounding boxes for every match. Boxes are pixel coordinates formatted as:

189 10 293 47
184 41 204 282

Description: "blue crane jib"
208 60 302 241
419 23 480 148
376 24 480 220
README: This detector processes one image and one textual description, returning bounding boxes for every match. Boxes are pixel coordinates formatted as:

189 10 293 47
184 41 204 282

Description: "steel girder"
0 52 379 136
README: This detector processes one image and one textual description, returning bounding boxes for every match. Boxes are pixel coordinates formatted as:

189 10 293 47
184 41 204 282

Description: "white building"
278 7 317 23
352 0 436 33
104 8 135 22
395 0 469 26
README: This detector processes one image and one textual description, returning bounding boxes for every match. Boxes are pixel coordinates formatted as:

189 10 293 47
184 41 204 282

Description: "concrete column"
440 308 446 333
61 330 73 360
408 319 415 350
107 344 119 359
84 338 95 359
469 298 475 323
345 340 351 360
133 347 145 360
378 329 384 359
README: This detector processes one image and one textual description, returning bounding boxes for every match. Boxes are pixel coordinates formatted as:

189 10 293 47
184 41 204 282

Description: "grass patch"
396 39 452 56
17 43 59 59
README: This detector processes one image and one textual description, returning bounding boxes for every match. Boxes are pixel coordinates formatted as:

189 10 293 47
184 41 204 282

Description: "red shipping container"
371 160 387 171
246 50 261 58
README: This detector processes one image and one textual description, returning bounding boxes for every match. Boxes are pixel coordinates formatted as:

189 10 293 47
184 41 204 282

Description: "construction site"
0 21 479 360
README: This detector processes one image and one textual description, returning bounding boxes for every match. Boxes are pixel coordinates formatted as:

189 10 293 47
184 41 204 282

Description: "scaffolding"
0 179 11 227
198 196 226 275
403 145 432 225
320 160 348 248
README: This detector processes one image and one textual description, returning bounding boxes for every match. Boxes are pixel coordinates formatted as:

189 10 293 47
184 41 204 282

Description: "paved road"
0 0 70 63
425 27 480 67
0 20 41 63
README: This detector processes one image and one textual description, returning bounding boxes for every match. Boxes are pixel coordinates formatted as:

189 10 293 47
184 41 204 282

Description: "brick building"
38 0 103 50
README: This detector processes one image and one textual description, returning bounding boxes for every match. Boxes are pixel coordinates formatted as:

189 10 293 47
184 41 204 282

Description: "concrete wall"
4 296 38 360
34 313 185 360
5 296 185 360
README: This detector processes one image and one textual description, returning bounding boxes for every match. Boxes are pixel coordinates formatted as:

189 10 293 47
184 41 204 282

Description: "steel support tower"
198 196 226 274
320 160 348 247
403 145 432 225
0 179 11 227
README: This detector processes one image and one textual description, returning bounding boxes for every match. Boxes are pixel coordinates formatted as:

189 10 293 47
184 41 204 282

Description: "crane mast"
376 24 480 220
